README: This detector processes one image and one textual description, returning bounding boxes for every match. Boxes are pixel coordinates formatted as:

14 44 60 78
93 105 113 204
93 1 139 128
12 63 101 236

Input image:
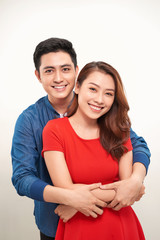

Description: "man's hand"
100 176 144 211
55 205 77 222
67 183 107 218
135 184 145 201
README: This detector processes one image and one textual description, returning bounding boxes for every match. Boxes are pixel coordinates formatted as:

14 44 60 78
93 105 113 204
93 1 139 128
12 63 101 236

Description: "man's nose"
54 70 63 83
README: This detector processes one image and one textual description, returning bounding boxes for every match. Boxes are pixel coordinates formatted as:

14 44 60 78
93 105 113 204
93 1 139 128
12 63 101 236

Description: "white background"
0 0 160 239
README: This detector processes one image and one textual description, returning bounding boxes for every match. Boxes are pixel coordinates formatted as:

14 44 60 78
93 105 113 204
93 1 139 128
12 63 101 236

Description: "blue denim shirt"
11 95 151 237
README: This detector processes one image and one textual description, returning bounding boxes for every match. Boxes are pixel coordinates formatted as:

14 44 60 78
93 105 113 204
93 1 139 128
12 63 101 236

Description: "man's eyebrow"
43 64 72 70
43 66 54 70
88 82 115 91
61 64 72 68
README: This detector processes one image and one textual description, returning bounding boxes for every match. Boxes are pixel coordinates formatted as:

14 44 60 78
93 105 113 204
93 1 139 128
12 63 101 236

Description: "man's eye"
45 69 53 73
63 68 70 72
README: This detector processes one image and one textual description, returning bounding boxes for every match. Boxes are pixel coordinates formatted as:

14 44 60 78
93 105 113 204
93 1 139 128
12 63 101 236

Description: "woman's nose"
95 93 104 104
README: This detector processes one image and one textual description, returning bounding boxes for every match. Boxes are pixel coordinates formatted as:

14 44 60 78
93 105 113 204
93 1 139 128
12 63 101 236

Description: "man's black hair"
33 37 77 71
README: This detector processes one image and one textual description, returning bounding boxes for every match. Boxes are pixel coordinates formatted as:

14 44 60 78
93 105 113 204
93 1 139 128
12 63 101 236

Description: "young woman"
42 62 145 240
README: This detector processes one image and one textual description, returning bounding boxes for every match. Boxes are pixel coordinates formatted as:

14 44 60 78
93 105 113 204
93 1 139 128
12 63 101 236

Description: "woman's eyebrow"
88 82 115 91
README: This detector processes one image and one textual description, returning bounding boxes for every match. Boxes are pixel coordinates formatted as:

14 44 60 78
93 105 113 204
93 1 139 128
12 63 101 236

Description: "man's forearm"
133 152 150 174
91 188 115 203
132 162 146 183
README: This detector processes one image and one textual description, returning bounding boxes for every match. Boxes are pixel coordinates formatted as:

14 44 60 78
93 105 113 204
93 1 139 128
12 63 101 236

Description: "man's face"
35 51 78 105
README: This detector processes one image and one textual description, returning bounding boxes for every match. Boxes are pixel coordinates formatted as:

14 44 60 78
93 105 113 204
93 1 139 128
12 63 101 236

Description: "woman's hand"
68 183 107 218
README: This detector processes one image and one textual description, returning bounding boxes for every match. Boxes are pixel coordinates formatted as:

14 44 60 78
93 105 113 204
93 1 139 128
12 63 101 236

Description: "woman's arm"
44 150 116 220
44 151 109 218
53 151 133 221
119 151 133 180
44 151 115 202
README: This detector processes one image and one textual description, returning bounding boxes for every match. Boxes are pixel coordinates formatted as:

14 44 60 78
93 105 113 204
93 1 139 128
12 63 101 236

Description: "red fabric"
42 117 145 240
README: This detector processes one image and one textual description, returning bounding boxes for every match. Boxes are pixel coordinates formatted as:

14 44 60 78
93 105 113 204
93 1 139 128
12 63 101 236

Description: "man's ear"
75 81 80 94
75 66 79 77
35 70 41 83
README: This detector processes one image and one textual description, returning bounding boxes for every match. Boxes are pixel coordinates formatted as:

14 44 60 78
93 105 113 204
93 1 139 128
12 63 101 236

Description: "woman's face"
75 71 115 121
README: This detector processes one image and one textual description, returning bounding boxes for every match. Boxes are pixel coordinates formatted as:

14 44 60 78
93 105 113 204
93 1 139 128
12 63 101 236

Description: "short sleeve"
123 137 133 152
42 120 64 157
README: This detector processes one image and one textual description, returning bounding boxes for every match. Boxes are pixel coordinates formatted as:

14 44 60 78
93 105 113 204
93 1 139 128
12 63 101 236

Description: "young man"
11 38 150 240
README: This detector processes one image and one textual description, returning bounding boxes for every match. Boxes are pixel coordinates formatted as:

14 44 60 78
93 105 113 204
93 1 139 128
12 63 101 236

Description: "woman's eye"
89 87 96 92
106 92 113 96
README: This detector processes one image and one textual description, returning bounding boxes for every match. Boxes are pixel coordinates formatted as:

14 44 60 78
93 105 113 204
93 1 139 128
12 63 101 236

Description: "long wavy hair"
68 61 131 160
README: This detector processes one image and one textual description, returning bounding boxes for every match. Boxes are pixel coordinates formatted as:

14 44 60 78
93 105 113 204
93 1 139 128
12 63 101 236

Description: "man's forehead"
40 52 74 67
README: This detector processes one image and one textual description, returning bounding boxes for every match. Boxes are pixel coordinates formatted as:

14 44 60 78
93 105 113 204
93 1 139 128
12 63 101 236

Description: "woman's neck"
69 111 99 139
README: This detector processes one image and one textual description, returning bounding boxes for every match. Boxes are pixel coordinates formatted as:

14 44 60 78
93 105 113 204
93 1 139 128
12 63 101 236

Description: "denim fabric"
11 96 59 237
130 128 150 172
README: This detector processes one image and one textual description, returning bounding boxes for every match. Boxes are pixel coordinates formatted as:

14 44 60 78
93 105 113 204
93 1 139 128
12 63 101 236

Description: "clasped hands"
54 178 145 223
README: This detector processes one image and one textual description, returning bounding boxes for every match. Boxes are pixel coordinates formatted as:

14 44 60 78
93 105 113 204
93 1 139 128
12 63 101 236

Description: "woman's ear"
75 81 80 94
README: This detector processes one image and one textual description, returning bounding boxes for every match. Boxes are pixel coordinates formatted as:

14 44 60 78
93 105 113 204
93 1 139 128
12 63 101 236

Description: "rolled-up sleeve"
130 128 151 173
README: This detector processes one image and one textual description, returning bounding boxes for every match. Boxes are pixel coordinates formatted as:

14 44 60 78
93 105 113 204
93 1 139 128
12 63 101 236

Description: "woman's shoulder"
43 117 69 143
45 117 68 131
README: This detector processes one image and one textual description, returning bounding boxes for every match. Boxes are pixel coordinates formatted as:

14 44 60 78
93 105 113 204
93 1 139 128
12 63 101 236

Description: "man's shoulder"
15 96 46 125
21 96 46 116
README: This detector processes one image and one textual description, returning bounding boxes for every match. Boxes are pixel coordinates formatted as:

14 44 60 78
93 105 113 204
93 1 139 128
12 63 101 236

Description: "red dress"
42 117 145 240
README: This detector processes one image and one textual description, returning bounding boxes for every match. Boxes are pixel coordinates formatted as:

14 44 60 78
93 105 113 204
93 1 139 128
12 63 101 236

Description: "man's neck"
48 92 74 115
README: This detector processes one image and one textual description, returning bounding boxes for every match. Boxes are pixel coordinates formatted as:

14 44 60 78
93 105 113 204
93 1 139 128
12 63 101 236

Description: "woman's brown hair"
68 61 131 160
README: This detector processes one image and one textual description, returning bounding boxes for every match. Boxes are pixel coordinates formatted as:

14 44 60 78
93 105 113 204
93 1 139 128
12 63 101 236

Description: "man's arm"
101 162 146 210
11 113 47 201
54 187 116 223
130 128 151 173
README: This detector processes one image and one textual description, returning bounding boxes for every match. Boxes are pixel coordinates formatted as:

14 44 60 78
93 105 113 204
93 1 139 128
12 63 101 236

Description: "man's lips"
52 85 67 89
51 85 68 92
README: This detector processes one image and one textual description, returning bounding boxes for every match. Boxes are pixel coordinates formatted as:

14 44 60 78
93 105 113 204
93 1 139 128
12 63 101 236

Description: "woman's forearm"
43 184 76 206
67 183 116 203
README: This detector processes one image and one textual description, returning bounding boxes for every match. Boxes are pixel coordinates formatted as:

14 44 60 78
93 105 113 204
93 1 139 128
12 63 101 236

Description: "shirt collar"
45 92 75 117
